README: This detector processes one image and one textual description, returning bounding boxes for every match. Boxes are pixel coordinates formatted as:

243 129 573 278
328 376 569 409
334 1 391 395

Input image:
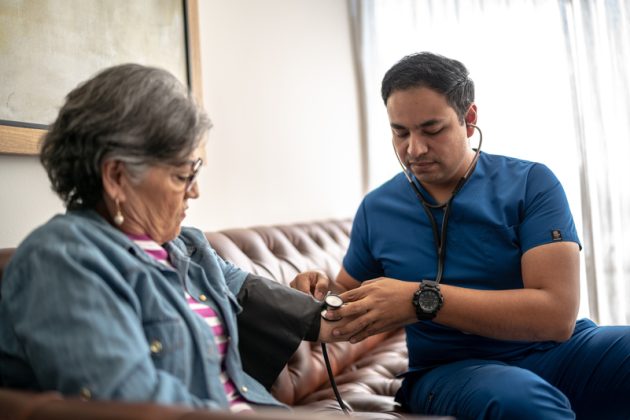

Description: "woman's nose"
186 180 200 199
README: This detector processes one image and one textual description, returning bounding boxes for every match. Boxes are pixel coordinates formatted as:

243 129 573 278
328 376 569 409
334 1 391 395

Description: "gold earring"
113 199 124 226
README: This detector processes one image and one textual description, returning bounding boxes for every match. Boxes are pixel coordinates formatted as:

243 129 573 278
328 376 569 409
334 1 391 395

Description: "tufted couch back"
204 220 407 412
0 219 410 418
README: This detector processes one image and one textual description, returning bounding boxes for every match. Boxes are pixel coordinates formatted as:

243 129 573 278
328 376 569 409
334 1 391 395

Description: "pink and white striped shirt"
129 234 252 413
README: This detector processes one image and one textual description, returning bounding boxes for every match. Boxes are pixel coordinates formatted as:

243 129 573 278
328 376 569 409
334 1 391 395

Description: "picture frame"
0 0 202 156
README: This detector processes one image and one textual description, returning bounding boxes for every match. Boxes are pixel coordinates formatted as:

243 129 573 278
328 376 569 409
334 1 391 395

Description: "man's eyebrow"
390 119 442 130
416 119 441 128
390 123 408 130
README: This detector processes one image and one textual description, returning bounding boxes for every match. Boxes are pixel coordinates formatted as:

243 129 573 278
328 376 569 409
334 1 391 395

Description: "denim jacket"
0 210 314 410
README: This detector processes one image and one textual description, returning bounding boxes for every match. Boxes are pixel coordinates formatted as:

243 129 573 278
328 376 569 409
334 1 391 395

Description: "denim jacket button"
149 340 163 354
199 294 207 302
240 386 248 393
80 387 92 400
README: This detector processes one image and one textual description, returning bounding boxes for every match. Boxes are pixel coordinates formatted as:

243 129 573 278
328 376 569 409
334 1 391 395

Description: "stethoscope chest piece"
324 293 343 309
321 292 344 321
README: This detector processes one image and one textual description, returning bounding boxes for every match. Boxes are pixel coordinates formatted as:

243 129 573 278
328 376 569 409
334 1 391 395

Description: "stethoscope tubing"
323 126 484 417
392 125 483 284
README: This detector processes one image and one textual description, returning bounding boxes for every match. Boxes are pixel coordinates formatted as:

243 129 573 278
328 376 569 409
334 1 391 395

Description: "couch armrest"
0 388 356 420
0 388 453 420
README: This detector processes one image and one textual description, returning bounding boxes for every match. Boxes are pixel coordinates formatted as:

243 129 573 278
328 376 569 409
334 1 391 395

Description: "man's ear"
101 160 126 202
465 104 478 137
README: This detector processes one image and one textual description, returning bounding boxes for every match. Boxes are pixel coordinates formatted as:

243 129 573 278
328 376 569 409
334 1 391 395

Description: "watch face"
418 290 440 312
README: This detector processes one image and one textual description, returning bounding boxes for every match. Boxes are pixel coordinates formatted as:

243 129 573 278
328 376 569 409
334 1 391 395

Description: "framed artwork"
0 0 202 155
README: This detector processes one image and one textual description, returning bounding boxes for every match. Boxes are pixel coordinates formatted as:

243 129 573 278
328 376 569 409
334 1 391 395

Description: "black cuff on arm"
236 274 322 389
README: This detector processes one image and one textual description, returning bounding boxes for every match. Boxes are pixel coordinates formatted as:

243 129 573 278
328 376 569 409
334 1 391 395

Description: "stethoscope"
392 124 483 284
320 125 482 415
319 292 350 415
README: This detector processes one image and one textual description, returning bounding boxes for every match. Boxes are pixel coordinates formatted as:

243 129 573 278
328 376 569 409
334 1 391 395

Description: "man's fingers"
332 320 367 339
339 287 368 303
331 311 374 338
331 300 368 319
348 320 390 343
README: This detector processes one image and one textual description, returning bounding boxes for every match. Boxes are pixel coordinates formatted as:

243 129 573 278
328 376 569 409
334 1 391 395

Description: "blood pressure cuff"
236 274 322 389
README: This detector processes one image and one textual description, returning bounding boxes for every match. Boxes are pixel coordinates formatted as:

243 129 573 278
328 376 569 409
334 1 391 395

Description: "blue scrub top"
343 152 582 371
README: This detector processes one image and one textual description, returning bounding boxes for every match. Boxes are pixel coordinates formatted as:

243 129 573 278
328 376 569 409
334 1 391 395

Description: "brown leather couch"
0 219 448 420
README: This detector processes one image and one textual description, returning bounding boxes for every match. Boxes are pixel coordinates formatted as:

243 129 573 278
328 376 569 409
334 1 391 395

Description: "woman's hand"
290 270 330 300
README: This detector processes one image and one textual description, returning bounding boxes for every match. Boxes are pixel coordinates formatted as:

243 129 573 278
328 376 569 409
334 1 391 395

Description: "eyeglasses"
185 157 203 192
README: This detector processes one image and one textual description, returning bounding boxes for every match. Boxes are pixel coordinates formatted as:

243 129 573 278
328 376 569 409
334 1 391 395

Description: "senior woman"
0 64 347 412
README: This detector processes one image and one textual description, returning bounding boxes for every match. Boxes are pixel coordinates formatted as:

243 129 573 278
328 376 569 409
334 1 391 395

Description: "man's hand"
327 278 419 343
318 313 359 342
290 270 330 300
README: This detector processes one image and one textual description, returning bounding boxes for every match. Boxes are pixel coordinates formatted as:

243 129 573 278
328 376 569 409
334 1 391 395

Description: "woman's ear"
101 160 126 202
465 104 478 137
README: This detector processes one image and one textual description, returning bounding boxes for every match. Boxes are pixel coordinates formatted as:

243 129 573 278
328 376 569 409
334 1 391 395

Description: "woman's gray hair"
40 63 211 210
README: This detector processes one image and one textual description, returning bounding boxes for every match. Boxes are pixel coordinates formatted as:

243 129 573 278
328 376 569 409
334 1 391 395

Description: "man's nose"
407 132 429 157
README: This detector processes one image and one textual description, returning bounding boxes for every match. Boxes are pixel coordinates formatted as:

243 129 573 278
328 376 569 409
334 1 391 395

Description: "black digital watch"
412 280 444 320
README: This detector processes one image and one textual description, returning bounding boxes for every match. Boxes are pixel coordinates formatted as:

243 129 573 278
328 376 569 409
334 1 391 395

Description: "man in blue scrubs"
295 52 630 419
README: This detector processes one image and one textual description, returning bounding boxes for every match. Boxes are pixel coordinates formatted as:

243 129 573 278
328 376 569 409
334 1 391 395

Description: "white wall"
0 0 363 248
0 155 65 248
187 0 362 232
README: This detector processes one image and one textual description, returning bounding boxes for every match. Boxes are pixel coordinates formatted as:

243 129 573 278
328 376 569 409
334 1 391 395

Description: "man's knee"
474 376 573 420
401 362 575 420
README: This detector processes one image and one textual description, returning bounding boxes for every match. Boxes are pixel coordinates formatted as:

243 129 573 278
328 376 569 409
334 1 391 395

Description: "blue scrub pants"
396 319 630 419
